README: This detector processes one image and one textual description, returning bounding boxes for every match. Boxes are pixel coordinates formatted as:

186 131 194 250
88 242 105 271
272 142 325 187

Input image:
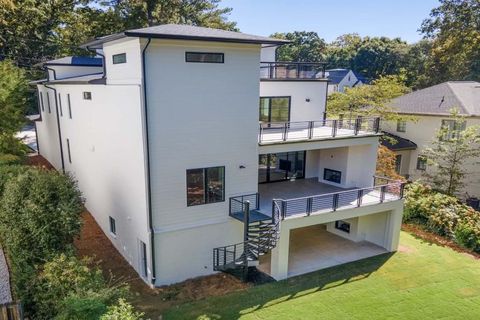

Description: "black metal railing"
259 117 380 144
260 62 327 79
213 241 248 271
229 193 260 217
274 181 406 220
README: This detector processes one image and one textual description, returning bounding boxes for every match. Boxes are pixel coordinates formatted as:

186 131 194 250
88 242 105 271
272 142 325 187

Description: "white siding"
103 38 143 85
36 83 151 281
260 81 328 121
47 66 103 80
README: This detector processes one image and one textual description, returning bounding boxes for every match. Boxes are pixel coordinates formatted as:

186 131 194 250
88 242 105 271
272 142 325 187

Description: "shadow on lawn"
165 252 395 319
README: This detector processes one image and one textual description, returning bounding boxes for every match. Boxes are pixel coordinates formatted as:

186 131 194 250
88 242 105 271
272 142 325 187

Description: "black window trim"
66 138 72 164
185 51 225 64
39 92 44 112
186 166 226 207
83 91 92 100
46 92 51 113
67 93 72 119
109 216 116 235
259 96 292 123
396 120 406 133
58 93 63 117
416 156 427 171
112 52 127 64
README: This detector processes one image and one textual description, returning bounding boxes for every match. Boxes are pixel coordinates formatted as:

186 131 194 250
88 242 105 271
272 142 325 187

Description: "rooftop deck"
259 118 380 145
260 62 326 80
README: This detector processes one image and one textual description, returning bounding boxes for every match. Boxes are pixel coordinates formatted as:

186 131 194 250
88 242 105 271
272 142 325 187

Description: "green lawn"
163 232 480 319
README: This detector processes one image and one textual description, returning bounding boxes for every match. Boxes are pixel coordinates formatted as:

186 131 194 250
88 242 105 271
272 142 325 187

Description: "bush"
100 299 145 320
33 254 128 320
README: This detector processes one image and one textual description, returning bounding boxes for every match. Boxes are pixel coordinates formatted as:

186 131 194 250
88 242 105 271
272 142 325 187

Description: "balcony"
260 62 326 80
258 117 381 145
229 177 405 222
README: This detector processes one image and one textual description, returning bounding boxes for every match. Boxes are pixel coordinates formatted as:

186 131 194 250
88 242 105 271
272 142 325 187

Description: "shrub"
33 254 128 319
100 299 145 320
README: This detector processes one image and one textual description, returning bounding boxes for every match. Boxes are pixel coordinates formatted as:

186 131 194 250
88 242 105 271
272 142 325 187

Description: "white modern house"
325 68 367 94
34 24 405 286
382 81 480 199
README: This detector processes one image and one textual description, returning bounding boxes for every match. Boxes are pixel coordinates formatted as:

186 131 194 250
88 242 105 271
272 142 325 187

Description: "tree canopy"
271 31 326 62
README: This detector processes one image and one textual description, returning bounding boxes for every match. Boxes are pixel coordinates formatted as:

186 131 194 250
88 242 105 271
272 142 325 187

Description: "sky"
220 0 440 43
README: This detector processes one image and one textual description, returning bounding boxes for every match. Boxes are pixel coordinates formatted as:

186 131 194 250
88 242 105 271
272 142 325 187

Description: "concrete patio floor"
258 224 387 278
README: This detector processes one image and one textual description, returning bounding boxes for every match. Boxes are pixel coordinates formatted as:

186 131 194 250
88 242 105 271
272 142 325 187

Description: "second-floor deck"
259 117 381 145
260 62 327 80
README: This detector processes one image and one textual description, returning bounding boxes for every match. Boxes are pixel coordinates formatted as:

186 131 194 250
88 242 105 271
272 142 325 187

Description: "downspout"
44 83 65 173
141 38 156 286
87 46 106 79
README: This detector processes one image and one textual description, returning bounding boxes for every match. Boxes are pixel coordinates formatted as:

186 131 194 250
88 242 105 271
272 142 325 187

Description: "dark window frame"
396 120 407 133
258 151 306 184
395 154 402 173
112 53 127 64
185 52 224 64
66 138 72 164
83 91 92 100
58 93 63 117
186 166 225 207
441 119 466 141
109 216 116 235
335 220 351 233
67 94 72 119
46 92 51 113
324 168 342 184
39 92 44 112
259 96 291 123
416 156 427 171
139 240 147 278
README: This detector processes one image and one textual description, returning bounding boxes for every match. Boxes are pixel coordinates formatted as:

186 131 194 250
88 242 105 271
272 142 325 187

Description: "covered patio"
258 224 388 278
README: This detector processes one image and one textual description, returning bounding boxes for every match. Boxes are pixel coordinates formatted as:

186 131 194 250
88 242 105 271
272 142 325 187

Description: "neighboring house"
325 68 367 94
34 24 404 287
382 81 480 198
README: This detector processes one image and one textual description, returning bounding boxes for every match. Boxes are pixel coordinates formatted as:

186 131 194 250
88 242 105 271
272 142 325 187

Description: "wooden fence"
0 302 23 320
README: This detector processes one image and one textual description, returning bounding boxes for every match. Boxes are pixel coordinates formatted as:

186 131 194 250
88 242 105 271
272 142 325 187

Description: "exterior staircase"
213 194 281 280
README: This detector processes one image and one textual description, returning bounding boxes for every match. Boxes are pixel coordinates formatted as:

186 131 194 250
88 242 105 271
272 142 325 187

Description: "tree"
422 110 480 196
271 31 326 62
327 74 411 120
376 145 405 181
420 0 480 83
0 60 30 159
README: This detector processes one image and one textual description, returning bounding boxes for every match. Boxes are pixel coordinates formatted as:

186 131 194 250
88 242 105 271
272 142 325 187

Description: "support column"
384 204 404 251
269 225 290 281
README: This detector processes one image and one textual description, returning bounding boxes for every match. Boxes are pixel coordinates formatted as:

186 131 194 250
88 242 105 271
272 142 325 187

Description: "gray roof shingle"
389 81 480 116
82 24 289 48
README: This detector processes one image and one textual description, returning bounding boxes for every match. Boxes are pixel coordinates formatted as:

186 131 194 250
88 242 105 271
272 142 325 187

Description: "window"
58 93 63 117
109 217 116 235
112 53 127 64
395 154 402 173
259 97 291 123
83 92 92 100
396 120 407 133
46 92 51 113
139 240 147 278
324 168 342 184
185 52 224 63
259 151 305 183
67 94 72 119
441 119 466 140
186 166 225 206
39 92 44 112
416 156 427 171
335 220 351 233
66 139 72 164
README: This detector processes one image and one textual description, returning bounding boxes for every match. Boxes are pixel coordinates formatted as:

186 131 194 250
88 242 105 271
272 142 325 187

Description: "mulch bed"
402 223 480 260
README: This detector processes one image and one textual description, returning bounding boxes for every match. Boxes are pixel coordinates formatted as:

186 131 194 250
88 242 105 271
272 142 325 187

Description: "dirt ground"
27 154 249 318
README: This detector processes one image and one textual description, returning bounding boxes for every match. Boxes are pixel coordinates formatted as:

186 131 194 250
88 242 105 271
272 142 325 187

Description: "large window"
259 97 291 123
259 151 305 183
185 52 224 63
112 53 127 64
186 166 225 206
441 119 466 140
396 120 407 133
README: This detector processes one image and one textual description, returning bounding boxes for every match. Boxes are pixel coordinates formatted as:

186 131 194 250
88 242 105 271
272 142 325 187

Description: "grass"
163 232 480 319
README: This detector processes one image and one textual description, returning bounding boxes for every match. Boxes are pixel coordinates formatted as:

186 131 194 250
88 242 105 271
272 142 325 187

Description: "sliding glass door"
259 96 291 123
259 151 305 183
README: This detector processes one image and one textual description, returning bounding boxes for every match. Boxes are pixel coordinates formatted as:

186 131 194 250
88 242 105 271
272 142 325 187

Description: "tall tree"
421 0 480 83
327 74 411 120
422 110 480 196
271 31 326 62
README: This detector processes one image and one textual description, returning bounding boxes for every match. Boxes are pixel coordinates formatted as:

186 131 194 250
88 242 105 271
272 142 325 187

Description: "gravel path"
0 248 12 304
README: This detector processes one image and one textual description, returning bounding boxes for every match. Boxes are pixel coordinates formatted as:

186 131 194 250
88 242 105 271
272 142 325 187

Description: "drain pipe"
141 38 156 286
